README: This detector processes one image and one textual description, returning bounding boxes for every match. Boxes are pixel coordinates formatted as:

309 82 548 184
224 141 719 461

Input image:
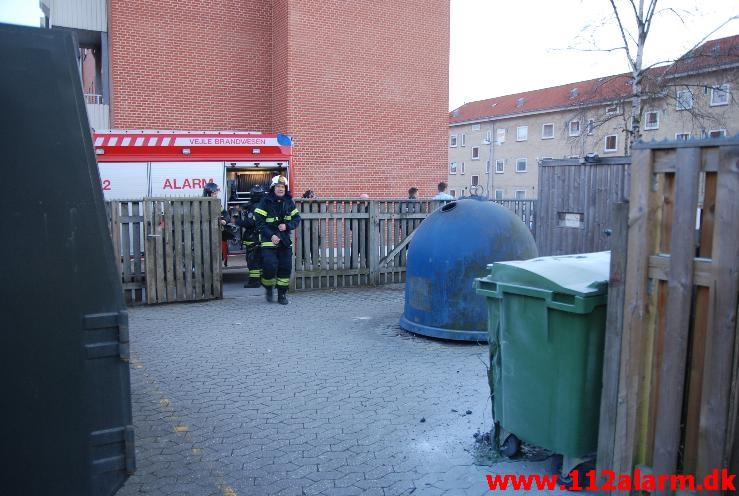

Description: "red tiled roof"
450 34 739 125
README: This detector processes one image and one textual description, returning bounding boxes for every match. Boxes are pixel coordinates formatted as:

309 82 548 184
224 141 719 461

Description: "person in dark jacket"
254 175 301 304
238 184 265 288
203 182 232 266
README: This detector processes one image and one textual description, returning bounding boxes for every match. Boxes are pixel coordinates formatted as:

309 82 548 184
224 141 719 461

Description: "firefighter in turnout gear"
254 175 301 304
239 184 266 288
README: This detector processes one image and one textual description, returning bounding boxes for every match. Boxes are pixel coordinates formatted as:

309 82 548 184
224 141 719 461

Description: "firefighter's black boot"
277 289 288 305
265 286 274 303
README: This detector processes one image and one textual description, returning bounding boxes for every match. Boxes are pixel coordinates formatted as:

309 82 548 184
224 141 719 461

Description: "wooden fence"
596 140 739 490
536 156 630 256
107 198 223 304
292 198 536 290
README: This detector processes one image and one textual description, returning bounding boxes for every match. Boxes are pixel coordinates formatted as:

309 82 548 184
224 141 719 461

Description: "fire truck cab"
93 130 293 213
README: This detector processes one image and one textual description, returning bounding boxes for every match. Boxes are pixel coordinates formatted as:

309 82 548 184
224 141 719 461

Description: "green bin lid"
484 251 611 297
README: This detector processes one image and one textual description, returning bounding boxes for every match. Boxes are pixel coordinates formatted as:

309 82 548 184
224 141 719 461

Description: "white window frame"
710 84 730 106
515 158 527 173
644 111 659 130
516 126 528 142
460 133 466 147
471 175 479 187
496 128 506 144
708 129 727 138
472 123 481 131
449 134 458 147
485 130 492 143
587 119 595 135
675 132 690 141
568 120 581 137
460 162 465 175
495 159 504 174
514 190 526 200
471 146 480 160
605 134 618 152
541 123 554 139
494 189 504 200
449 162 457 174
676 90 693 110
605 105 621 116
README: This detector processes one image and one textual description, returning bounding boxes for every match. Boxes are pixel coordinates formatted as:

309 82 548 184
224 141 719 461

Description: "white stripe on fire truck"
161 137 171 146
108 137 118 146
134 137 145 146
148 137 157 146
121 137 131 146
94 137 104 146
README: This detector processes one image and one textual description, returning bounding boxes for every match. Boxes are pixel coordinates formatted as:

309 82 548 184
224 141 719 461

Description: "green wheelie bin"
474 251 610 478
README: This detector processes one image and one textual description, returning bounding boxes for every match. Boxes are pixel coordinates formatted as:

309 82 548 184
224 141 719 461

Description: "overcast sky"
2 0 736 112
450 0 738 109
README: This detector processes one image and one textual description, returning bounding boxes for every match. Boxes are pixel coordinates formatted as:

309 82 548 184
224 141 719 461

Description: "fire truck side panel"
149 162 226 202
98 162 150 200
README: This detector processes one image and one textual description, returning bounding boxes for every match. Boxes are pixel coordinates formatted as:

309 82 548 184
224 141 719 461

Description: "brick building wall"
108 0 449 198
109 0 273 131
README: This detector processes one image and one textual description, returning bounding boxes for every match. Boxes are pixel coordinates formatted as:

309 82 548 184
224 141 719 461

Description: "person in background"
203 182 231 267
254 175 301 305
433 181 454 200
408 187 419 199
302 190 316 199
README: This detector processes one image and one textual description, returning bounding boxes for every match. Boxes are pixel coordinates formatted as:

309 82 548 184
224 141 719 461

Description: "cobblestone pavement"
118 281 571 496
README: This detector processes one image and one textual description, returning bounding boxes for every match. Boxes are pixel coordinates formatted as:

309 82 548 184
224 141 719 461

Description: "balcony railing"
84 93 103 104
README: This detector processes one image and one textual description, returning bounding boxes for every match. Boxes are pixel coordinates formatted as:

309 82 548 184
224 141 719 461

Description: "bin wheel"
500 433 521 458
550 455 595 491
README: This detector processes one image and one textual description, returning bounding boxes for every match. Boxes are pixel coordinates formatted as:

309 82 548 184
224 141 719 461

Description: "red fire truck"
93 130 293 212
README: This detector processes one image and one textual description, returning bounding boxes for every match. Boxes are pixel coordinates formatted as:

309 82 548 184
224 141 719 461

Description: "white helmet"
270 175 288 188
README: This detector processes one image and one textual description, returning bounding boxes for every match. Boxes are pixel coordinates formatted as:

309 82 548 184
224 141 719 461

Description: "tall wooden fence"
596 140 739 490
107 198 222 304
292 198 536 290
536 156 630 256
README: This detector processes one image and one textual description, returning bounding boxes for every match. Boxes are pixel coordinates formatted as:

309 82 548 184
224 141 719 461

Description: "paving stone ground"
118 280 573 496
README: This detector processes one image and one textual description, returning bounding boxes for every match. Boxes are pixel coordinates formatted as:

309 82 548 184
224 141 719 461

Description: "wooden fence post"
368 200 379 285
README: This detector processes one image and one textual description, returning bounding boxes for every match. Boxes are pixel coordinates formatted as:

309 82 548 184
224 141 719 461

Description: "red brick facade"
109 0 449 198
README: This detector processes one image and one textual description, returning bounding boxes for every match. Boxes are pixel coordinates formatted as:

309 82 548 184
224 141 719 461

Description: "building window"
471 175 479 186
676 90 693 110
485 160 491 174
449 135 458 147
449 189 456 198
471 146 480 160
644 111 659 130
605 105 621 115
496 128 506 144
708 129 727 138
516 126 528 141
515 190 526 200
449 162 457 174
568 120 581 136
472 123 481 131
485 130 492 143
460 162 465 174
605 134 618 152
460 133 466 147
494 189 504 200
675 132 690 141
516 158 527 173
495 159 504 174
587 119 595 135
710 84 730 106
542 123 554 139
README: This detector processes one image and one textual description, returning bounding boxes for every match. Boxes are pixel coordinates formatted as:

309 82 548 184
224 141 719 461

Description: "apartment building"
449 35 738 200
